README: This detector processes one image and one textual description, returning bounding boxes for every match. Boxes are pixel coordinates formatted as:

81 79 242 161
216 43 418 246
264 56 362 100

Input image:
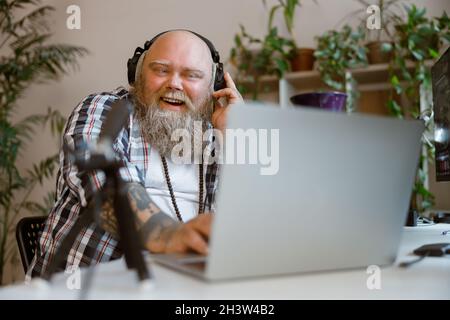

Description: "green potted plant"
230 0 321 99
387 5 450 215
314 25 368 112
264 0 317 71
0 0 87 284
230 17 295 100
354 0 407 64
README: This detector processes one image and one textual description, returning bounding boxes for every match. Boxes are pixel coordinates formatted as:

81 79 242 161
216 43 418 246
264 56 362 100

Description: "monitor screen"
432 46 450 182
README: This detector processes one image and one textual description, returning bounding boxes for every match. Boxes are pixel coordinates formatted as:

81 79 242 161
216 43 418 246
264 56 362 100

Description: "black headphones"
127 29 226 91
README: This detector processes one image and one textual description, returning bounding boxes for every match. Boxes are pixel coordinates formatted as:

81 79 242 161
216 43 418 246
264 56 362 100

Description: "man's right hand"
145 213 212 255
97 182 213 255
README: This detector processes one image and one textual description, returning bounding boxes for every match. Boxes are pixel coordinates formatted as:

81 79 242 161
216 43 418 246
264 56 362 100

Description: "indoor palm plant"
314 25 368 113
0 0 87 285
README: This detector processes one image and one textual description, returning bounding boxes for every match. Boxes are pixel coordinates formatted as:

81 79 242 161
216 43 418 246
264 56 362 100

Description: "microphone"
97 97 134 160
67 97 134 172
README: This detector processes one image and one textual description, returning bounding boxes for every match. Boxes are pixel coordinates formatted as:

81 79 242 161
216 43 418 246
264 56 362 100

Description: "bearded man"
27 30 243 278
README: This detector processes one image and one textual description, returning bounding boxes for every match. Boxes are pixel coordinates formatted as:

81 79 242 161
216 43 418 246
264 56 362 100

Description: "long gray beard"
134 96 213 160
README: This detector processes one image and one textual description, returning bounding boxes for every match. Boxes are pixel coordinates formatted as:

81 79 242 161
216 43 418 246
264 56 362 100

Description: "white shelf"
240 61 433 108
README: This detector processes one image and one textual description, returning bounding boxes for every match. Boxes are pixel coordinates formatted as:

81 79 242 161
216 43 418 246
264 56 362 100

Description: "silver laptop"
151 102 424 281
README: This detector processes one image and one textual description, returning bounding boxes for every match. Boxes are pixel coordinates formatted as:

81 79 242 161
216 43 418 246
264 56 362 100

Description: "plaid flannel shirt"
27 87 219 279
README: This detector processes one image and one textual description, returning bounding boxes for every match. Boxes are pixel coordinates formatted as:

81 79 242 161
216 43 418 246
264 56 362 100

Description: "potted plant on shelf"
264 0 317 71
387 5 450 216
339 0 406 64
230 15 295 100
358 0 406 64
314 25 368 113
230 0 319 99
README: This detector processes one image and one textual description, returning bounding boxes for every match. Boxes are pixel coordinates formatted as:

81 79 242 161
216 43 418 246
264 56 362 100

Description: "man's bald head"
148 30 214 64
142 30 215 86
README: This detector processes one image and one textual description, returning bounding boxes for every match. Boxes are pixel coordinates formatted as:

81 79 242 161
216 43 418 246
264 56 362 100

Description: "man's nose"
167 72 183 91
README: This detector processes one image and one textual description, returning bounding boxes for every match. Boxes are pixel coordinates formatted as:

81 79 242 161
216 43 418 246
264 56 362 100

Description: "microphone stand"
42 98 151 295
42 155 152 296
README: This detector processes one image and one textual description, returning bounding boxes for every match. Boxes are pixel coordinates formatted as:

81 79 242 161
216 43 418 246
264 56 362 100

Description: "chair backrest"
15 216 47 272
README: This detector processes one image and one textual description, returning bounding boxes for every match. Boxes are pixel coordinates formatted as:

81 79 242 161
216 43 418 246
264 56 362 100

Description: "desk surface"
1 224 449 300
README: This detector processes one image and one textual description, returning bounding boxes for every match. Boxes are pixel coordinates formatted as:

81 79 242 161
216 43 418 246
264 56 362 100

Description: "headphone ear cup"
127 53 140 85
214 63 226 91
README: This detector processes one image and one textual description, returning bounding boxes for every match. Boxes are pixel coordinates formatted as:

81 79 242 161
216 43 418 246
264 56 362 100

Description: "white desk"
1 224 449 300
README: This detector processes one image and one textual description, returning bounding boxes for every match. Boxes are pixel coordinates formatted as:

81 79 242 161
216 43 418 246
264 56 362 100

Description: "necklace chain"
161 156 204 222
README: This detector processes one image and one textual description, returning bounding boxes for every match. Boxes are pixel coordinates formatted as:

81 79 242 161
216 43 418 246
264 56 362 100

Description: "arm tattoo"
95 182 179 249
98 198 119 238
139 211 178 249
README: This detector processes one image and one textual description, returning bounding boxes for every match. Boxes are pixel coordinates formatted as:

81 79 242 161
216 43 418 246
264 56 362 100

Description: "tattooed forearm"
98 198 119 238
139 212 179 251
95 182 179 250
126 183 161 227
125 183 180 247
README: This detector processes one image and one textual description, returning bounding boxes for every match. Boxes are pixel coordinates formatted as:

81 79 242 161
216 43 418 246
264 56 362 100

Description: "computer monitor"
431 46 450 182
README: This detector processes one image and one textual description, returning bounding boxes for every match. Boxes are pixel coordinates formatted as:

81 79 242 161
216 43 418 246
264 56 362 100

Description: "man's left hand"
211 72 244 132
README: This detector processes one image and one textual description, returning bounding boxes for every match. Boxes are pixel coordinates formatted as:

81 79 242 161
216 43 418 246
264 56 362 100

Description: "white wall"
13 0 450 215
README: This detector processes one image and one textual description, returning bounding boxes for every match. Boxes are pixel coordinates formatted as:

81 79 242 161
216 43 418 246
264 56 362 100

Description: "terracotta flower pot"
289 48 315 72
366 41 393 64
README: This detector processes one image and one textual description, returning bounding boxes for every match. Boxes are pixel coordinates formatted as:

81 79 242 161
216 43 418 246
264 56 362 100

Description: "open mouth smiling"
161 97 185 106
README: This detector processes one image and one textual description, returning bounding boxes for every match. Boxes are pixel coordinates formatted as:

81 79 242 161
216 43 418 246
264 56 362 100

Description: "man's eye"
153 67 168 74
186 72 201 79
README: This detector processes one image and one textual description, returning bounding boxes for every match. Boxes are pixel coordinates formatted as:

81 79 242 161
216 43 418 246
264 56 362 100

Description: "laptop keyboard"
151 253 208 273
158 253 207 264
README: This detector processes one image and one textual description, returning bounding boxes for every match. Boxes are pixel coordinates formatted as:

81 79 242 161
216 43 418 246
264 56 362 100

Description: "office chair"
15 216 47 272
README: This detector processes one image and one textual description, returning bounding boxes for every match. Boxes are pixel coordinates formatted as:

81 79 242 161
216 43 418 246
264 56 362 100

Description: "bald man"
26 30 243 279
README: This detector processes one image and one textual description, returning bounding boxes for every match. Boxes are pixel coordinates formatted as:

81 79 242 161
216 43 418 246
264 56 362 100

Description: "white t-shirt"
145 149 205 222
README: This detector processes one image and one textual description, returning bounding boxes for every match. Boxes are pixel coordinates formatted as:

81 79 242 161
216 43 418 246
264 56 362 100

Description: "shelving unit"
241 61 433 115
280 63 400 108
